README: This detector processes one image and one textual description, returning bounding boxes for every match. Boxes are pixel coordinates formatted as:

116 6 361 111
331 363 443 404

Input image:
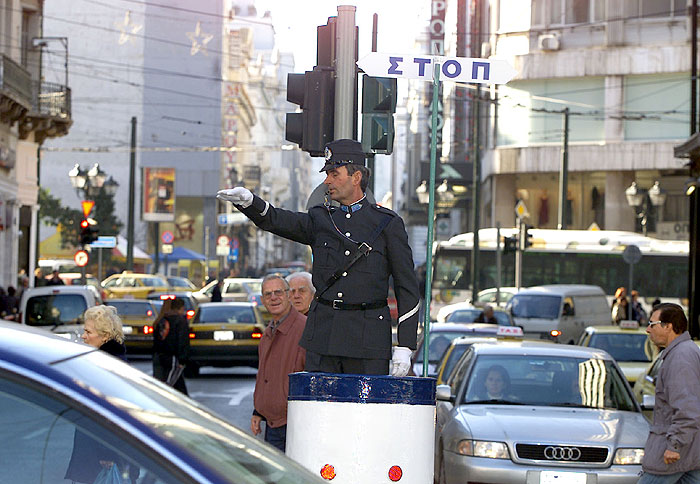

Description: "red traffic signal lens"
80 219 89 228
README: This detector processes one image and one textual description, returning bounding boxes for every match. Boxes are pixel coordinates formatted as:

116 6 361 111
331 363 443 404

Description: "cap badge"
325 147 332 161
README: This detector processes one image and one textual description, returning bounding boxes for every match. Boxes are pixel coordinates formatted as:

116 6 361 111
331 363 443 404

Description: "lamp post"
625 181 667 236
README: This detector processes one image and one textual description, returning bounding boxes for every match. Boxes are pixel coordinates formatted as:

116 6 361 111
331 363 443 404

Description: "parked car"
187 302 266 376
167 276 197 290
0 321 322 483
108 299 162 355
437 302 513 325
57 273 104 300
101 272 169 299
435 342 648 484
146 291 198 321
19 285 100 342
577 321 657 383
507 284 612 343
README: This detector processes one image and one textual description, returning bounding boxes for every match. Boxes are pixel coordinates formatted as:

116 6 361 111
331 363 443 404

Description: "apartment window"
535 0 604 25
624 0 685 19
21 9 31 68
623 73 688 141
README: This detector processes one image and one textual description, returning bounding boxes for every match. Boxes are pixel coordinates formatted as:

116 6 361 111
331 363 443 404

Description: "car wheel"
184 363 200 378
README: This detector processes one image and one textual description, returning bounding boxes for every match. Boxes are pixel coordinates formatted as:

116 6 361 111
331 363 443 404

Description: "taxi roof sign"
619 320 640 329
497 326 524 337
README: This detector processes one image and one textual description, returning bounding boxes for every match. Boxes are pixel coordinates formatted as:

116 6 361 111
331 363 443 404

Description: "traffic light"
361 75 397 154
524 225 534 249
285 66 335 156
503 236 518 254
79 219 98 246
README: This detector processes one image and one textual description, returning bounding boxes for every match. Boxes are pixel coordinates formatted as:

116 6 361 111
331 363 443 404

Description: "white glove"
390 346 412 377
216 187 253 208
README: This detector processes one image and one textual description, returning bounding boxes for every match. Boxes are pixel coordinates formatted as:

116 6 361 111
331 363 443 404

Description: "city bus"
430 228 688 318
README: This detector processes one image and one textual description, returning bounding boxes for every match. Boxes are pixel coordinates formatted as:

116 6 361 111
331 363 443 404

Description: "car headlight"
614 448 644 465
457 440 509 459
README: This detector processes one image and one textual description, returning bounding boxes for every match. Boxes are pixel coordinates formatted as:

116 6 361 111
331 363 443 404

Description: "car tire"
184 363 200 378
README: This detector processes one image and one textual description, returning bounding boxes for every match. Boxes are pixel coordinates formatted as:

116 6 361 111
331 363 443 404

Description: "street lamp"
625 180 666 236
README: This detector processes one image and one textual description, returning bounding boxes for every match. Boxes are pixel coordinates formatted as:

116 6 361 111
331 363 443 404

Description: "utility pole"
557 108 570 229
470 84 481 298
334 5 356 139
689 0 700 338
126 116 136 270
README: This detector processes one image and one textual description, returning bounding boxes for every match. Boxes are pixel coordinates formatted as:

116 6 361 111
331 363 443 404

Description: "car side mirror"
436 384 453 402
641 394 655 410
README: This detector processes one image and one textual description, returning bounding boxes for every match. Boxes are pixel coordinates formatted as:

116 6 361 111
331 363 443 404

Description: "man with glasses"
286 271 315 316
639 303 700 483
250 275 306 452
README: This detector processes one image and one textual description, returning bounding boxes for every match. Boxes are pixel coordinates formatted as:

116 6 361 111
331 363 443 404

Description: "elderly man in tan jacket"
639 303 700 483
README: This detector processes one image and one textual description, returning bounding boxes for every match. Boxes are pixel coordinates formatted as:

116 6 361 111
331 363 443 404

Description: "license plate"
122 326 133 334
540 471 587 484
214 330 234 341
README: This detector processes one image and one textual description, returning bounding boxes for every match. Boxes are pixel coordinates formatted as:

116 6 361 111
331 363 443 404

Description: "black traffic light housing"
80 219 98 246
524 225 533 249
503 236 518 254
361 75 397 154
285 68 335 157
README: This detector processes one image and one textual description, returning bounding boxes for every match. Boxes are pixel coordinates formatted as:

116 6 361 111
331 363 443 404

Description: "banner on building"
142 167 175 222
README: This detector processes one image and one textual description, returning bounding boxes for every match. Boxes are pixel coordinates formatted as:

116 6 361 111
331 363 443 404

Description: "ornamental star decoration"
186 21 214 56
115 10 143 45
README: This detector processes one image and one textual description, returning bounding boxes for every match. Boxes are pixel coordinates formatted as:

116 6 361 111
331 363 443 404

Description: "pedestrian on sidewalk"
251 274 306 452
638 303 700 483
152 298 189 395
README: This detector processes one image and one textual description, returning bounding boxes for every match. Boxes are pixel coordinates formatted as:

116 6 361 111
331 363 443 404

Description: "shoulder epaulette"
371 204 397 216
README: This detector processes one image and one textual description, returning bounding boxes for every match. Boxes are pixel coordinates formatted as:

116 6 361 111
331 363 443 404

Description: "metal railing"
0 54 32 107
32 81 71 119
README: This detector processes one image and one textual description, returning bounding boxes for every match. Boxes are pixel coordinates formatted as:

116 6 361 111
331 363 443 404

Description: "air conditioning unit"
538 33 560 51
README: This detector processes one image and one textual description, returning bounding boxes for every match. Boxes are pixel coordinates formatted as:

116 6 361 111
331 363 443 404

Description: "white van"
507 285 612 343
19 286 99 343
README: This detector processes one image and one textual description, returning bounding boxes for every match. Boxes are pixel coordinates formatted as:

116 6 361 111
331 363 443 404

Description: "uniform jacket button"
346 213 351 218
345 250 351 256
342 272 347 277
337 292 343 298
345 232 351 237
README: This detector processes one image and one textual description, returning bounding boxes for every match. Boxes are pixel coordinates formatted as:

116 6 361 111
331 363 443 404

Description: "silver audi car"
435 341 649 484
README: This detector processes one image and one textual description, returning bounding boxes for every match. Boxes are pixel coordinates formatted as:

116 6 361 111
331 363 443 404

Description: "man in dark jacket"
153 298 189 394
217 139 420 377
639 303 700 482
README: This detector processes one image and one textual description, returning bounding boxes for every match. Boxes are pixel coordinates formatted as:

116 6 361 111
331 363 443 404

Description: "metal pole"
629 261 634 296
515 219 523 289
557 108 569 229
98 248 102 282
692 0 698 134
204 225 210 280
153 222 160 274
126 116 136 270
470 84 482 298
496 223 502 304
422 62 440 377
334 5 356 139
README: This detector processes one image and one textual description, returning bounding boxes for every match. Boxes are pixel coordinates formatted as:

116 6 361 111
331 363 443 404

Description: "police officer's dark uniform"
235 139 420 375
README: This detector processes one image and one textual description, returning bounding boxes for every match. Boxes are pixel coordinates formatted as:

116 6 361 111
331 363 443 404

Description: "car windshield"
54 352 314 483
446 309 510 325
242 281 262 293
588 333 652 362
416 331 482 363
198 306 257 324
169 277 196 289
462 354 637 411
441 343 473 381
25 295 87 326
109 301 156 318
510 294 561 319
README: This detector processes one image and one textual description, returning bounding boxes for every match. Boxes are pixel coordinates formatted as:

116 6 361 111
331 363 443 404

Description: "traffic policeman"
217 139 420 376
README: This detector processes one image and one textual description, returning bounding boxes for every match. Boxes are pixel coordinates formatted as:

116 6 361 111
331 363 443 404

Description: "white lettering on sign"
357 53 517 85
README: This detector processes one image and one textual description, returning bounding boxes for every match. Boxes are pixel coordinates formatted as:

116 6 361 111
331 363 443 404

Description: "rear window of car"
25 295 88 326
109 301 156 317
141 277 167 287
447 309 511 325
197 306 257 324
510 294 562 319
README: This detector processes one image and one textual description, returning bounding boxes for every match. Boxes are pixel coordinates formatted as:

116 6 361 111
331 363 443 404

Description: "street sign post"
623 245 643 294
357 53 517 85
90 236 117 249
356 52 516 377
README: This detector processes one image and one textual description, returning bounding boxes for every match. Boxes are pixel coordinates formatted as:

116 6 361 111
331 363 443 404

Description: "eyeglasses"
262 289 288 299
647 320 666 328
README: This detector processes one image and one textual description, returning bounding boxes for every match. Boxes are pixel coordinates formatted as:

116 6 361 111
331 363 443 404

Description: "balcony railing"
32 81 72 119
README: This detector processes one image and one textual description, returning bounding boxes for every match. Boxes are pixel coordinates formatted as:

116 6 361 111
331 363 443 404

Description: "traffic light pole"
334 5 356 139
422 63 441 377
515 219 524 289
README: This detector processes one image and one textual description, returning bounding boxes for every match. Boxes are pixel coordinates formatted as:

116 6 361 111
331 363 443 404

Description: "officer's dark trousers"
305 350 389 375
264 424 287 452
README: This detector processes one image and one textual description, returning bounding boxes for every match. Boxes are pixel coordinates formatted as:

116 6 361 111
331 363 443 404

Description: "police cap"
319 139 365 172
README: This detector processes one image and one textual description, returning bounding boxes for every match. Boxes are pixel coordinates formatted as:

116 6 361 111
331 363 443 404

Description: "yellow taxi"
101 272 170 299
107 299 162 354
577 321 657 384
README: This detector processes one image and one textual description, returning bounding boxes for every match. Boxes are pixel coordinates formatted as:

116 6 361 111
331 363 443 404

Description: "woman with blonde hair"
81 305 127 361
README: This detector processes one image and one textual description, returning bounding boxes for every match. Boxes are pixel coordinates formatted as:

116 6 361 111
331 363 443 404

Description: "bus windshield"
510 294 561 319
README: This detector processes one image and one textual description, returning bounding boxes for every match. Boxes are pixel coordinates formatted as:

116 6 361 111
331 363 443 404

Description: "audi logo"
544 446 582 461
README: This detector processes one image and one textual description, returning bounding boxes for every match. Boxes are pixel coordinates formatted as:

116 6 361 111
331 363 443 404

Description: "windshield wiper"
467 399 525 405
